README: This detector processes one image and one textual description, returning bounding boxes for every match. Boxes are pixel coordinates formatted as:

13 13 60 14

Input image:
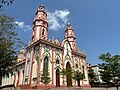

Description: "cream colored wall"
2 76 6 86
40 44 52 84
19 70 23 85
36 27 40 40
28 49 33 84
2 78 4 86
80 58 89 85
11 74 14 84
32 60 37 78
53 49 62 86
2 69 17 86
31 58 38 85
23 51 31 84
14 72 18 87
63 41 72 60
63 41 73 85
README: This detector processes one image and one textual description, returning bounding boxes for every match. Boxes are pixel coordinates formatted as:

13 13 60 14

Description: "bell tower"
32 5 48 42
64 23 76 50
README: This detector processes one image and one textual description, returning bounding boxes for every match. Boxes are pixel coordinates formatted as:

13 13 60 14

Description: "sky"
2 0 120 65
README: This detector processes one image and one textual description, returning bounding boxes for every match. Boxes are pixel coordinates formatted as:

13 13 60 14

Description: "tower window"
42 28 45 36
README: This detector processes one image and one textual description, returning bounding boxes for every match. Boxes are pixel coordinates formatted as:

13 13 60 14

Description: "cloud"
15 21 32 32
47 9 70 31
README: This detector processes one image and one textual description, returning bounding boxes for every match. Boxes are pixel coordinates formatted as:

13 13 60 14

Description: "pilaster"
61 51 66 87
13 74 16 85
51 47 54 86
29 48 34 86
72 55 74 68
16 70 21 87
34 28 36 42
36 44 42 85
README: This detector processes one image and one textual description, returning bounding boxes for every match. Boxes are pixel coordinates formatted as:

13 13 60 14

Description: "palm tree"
40 69 51 90
60 68 73 90
73 70 84 88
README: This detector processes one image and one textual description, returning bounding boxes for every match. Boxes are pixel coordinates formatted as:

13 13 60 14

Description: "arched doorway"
66 62 72 87
56 69 60 87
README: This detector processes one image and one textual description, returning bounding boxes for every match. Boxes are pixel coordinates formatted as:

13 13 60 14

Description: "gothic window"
76 64 78 69
82 65 85 75
74 44 75 47
35 46 39 61
42 28 45 36
43 56 48 71
22 70 24 76
56 59 59 64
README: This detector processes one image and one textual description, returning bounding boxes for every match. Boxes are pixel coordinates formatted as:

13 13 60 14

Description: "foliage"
61 67 85 88
88 68 98 86
0 0 14 8
40 69 51 85
99 63 112 85
0 14 24 85
60 68 73 87
99 52 120 88
73 70 84 87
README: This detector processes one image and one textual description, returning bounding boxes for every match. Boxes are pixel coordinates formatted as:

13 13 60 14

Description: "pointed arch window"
82 65 85 75
76 64 78 69
42 28 45 36
43 56 48 71
56 59 59 64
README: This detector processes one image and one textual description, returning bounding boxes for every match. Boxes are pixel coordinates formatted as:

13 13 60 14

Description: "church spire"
64 23 76 50
31 4 48 43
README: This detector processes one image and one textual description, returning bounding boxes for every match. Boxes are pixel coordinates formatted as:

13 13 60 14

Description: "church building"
2 5 90 89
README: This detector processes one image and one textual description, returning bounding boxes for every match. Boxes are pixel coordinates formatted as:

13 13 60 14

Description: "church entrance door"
66 62 72 87
56 69 60 87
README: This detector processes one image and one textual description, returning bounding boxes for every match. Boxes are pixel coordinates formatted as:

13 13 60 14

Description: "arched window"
76 64 78 69
56 59 59 64
42 28 45 36
43 56 48 71
82 65 85 75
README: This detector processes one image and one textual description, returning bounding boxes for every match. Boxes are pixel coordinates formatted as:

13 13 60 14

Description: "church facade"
2 5 90 89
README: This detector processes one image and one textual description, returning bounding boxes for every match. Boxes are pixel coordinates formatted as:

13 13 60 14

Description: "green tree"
0 14 24 86
99 52 120 90
73 70 84 88
88 68 97 86
60 68 73 90
99 63 112 90
40 69 51 90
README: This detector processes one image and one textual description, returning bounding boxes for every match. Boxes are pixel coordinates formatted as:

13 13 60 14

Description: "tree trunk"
79 80 80 86
68 86 70 90
116 86 119 90
77 80 81 89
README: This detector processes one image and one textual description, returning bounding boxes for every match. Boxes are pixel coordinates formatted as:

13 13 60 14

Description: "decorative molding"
43 45 51 52
42 51 52 63
65 54 71 61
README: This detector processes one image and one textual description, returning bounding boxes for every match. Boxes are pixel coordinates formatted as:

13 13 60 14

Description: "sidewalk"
50 87 119 90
